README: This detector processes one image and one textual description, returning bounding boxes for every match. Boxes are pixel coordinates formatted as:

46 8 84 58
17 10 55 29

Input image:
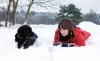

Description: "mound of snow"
78 21 96 29
78 21 97 34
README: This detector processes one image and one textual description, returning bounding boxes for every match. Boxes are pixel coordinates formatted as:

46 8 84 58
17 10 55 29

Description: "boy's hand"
62 43 75 47
53 42 61 46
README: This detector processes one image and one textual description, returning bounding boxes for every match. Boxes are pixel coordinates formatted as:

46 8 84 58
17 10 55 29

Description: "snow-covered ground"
0 21 100 61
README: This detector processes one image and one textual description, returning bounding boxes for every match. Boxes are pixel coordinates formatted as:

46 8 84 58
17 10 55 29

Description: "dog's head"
17 25 33 39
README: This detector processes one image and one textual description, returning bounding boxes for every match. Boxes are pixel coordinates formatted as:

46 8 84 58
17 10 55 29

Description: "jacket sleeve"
75 29 91 46
53 29 59 44
75 33 86 46
80 30 91 41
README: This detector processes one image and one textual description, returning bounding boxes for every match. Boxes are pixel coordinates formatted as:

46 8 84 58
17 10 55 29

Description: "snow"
0 21 100 61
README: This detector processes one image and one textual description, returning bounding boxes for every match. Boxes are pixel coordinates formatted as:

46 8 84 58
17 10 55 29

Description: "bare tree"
5 0 19 27
23 0 58 24
3 0 59 26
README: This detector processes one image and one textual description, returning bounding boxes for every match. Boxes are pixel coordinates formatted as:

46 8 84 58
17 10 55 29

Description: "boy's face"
60 26 69 36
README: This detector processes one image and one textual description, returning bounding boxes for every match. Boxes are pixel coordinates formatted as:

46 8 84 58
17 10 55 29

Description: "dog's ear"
17 25 26 38
17 26 23 37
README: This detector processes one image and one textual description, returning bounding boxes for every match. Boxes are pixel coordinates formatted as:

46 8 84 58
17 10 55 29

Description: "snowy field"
0 21 100 61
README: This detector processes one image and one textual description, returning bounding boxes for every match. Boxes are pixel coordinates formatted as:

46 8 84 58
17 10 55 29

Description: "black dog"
15 25 38 49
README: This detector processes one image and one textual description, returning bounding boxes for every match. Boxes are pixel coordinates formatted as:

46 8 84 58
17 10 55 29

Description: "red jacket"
53 28 91 46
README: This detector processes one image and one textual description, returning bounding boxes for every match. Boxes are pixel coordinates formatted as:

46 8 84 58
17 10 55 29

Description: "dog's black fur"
15 25 38 49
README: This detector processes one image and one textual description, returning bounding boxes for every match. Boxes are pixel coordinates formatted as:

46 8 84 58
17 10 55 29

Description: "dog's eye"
27 30 29 32
27 28 31 32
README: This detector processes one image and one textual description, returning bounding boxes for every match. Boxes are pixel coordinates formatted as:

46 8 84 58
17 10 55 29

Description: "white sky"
60 0 100 14
0 21 100 61
33 0 100 14
0 0 100 14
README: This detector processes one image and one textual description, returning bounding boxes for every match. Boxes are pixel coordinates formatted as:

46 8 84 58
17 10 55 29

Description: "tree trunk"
5 0 12 27
12 0 19 25
24 0 34 25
